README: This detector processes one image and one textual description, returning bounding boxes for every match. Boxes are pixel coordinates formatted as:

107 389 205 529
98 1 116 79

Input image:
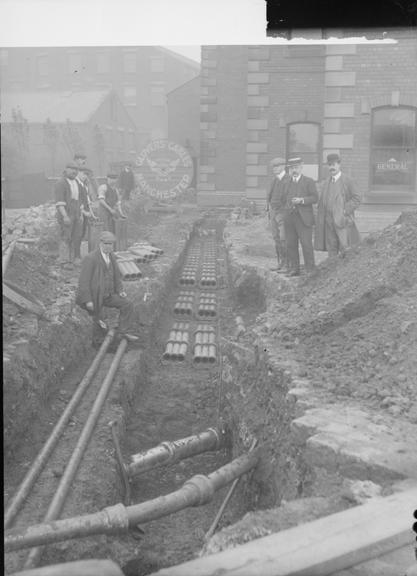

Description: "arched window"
286 122 321 180
371 107 417 190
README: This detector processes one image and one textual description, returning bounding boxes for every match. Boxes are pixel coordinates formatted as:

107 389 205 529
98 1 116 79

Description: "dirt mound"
266 210 417 423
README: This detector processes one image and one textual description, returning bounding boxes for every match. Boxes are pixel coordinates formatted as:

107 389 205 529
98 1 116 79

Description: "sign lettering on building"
376 158 408 172
135 140 193 200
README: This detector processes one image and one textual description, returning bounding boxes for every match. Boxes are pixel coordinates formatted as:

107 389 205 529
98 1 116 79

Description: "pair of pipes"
5 449 260 553
6 335 128 570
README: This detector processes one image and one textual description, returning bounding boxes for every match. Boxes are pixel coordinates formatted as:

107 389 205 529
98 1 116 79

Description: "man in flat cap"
314 154 361 258
267 157 290 271
54 162 84 268
76 167 98 242
97 173 127 234
283 157 318 276
76 230 139 344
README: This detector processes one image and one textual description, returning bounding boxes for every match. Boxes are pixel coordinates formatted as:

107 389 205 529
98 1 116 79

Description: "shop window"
123 86 137 106
123 51 136 74
286 122 321 179
370 106 416 189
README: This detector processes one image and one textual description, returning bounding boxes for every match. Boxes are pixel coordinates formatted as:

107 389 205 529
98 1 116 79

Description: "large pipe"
5 449 260 553
4 331 116 530
127 427 227 478
10 559 124 576
2 240 17 276
21 338 128 569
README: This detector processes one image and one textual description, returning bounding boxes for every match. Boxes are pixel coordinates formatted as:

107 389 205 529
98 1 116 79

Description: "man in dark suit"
76 231 139 344
267 156 290 271
283 157 318 276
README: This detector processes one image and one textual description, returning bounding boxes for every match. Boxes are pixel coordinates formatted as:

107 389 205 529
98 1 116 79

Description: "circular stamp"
135 140 193 200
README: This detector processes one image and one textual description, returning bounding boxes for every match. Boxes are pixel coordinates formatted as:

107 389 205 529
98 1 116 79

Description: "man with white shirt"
54 163 84 268
283 157 318 276
314 154 361 258
267 157 290 271
76 231 139 344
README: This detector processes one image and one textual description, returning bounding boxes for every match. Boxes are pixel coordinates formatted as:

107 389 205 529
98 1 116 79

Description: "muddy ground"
3 200 417 574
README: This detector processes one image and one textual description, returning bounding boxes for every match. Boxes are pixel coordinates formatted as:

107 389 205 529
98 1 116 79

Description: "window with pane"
151 84 165 107
287 122 320 163
371 107 416 189
123 52 136 74
123 86 137 106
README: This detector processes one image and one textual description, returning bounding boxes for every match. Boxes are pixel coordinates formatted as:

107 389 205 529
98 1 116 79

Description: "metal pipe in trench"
4 330 116 530
127 427 227 478
21 338 128 570
5 449 260 553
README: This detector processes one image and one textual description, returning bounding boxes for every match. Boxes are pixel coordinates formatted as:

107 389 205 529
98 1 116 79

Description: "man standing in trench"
76 231 139 345
267 157 290 272
54 162 84 268
314 153 361 258
97 173 127 234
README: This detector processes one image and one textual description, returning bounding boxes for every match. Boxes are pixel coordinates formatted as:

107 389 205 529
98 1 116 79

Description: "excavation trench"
4 212 314 576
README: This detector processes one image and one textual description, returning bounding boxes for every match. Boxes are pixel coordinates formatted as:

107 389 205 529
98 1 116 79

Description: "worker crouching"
76 231 139 345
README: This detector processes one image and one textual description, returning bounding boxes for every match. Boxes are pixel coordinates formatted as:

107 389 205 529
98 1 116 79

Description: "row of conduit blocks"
163 322 190 361
115 243 163 281
173 291 217 317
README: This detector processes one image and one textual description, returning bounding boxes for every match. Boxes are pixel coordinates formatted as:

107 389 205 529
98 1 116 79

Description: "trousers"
92 293 135 341
284 211 315 271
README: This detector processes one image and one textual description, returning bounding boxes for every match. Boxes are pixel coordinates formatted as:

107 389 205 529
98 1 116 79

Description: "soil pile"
264 210 417 422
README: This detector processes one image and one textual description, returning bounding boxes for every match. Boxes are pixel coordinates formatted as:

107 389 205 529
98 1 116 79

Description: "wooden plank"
3 281 46 318
11 559 124 576
150 487 417 576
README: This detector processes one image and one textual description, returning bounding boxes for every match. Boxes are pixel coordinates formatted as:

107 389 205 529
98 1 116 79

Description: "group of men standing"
54 157 135 269
267 154 361 277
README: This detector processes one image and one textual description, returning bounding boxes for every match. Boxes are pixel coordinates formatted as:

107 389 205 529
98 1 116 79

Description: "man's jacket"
76 248 122 314
267 175 289 212
314 173 361 251
283 175 318 227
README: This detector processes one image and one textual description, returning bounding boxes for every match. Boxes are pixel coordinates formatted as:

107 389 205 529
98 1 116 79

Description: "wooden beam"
3 281 46 318
149 487 417 576
11 559 124 576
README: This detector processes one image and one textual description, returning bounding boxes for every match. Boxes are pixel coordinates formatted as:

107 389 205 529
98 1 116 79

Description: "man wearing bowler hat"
283 157 318 276
314 153 361 258
76 230 139 344
267 157 290 271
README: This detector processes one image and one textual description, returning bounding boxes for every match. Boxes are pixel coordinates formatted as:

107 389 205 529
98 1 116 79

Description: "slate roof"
0 90 110 123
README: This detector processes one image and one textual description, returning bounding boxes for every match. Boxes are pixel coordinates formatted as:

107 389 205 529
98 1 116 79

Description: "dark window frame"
369 105 417 191
286 121 322 179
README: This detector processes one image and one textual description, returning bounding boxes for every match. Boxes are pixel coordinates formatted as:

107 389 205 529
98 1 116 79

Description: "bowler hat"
287 157 303 166
327 153 341 164
99 231 116 243
271 157 286 167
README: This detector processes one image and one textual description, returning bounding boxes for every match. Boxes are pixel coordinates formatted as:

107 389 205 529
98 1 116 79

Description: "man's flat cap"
79 167 92 173
65 162 78 170
271 157 286 167
99 231 116 242
287 157 303 166
74 153 87 159
327 153 341 164
107 173 118 179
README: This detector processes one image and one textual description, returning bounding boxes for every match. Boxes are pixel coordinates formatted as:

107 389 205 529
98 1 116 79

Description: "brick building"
197 35 417 230
0 46 200 142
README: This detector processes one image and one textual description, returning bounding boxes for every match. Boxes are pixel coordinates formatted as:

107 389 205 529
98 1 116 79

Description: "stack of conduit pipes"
198 293 216 317
5 449 260 554
13 337 128 570
163 322 189 361
116 259 142 281
173 292 194 315
193 325 217 364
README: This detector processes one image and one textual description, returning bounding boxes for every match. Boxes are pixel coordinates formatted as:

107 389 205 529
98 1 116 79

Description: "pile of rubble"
2 203 58 249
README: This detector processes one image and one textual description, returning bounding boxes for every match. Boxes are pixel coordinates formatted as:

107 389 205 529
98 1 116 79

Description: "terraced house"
195 31 417 232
